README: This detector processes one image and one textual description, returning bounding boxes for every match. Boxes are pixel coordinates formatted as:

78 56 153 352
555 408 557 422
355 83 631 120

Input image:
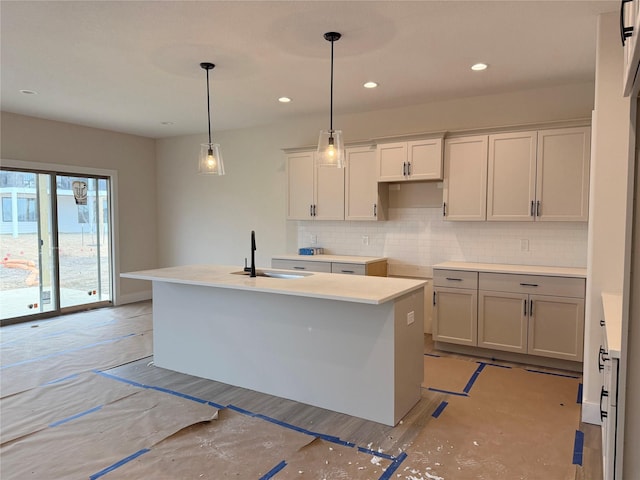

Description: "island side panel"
393 287 425 424
151 281 405 425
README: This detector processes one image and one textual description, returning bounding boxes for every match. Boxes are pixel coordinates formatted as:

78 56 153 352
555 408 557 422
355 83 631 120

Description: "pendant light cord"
329 38 334 134
206 67 212 145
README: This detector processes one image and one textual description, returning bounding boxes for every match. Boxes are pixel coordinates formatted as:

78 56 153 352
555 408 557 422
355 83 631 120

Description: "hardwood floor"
0 302 603 479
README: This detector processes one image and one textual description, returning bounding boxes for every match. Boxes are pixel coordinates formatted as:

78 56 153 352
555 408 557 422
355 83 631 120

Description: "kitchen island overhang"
122 265 426 426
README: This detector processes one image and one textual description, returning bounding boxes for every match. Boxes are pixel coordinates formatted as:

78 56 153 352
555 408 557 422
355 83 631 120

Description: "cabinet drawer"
271 259 332 273
433 269 478 289
479 273 585 298
331 263 366 275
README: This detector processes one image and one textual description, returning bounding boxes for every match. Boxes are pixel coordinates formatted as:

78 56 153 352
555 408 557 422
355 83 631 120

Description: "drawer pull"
600 386 609 422
600 319 606 327
341 270 355 274
446 277 463 281
519 283 539 287
598 346 610 372
293 266 306 270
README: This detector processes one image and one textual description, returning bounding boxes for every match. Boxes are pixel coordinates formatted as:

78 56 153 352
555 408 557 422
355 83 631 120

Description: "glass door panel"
56 175 111 310
0 170 56 320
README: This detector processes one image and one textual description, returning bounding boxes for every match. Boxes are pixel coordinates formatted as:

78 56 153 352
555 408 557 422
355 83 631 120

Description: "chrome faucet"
244 230 257 277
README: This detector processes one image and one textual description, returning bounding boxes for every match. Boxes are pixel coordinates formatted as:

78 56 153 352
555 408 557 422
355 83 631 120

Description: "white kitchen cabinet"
286 150 344 220
535 127 590 221
377 138 443 182
442 135 488 221
433 270 478 346
345 146 388 221
486 131 537 221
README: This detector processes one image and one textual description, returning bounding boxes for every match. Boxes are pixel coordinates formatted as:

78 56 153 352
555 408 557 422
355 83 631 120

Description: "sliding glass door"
0 168 113 323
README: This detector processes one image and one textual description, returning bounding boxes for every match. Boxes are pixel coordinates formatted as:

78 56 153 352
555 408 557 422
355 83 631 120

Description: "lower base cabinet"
435 267 586 362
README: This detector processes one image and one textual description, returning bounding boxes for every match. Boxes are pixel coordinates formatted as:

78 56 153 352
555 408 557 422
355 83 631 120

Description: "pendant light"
317 32 345 168
198 62 225 175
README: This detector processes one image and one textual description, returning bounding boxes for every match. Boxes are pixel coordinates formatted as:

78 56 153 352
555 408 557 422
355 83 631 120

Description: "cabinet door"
287 152 314 220
433 287 477 346
487 131 537 221
478 290 528 353
377 142 407 181
443 136 488 221
346 147 378 220
527 295 585 361
536 127 590 222
314 160 345 220
407 138 443 180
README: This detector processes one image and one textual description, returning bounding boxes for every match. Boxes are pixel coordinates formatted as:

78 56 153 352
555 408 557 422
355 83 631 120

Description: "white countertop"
121 264 424 305
602 292 623 358
433 261 587 278
272 254 387 264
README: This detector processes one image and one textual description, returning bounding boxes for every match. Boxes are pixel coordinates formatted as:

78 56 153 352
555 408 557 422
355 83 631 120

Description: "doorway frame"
1 158 120 324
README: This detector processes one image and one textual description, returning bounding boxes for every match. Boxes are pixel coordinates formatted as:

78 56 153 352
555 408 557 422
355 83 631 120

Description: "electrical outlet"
362 235 369 245
310 234 317 245
407 311 415 325
520 239 529 252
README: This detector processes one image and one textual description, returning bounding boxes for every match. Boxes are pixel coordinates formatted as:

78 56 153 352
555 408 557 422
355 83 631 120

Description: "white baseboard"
117 290 152 305
582 400 602 425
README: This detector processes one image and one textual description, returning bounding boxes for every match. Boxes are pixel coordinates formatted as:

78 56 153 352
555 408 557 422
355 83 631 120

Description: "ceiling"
1 1 617 139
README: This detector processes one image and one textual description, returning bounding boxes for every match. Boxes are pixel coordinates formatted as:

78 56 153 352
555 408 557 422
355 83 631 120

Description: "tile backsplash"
297 207 588 268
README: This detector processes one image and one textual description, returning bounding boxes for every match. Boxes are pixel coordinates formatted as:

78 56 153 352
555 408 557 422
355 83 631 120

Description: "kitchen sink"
231 270 311 279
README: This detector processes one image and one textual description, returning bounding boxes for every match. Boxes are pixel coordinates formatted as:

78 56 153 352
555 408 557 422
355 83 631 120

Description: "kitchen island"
121 265 426 426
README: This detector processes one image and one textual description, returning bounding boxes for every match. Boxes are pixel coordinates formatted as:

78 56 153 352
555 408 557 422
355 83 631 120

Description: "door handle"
621 0 635 46
403 162 407 176
600 386 609 422
433 291 436 306
529 299 533 316
598 346 610 372
373 204 377 217
443 202 447 217
536 200 541 217
524 299 528 316
530 200 535 217
407 161 411 176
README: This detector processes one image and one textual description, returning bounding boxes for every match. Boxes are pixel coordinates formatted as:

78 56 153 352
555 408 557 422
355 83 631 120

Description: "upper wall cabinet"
445 126 590 222
345 146 388 221
442 135 488 221
286 151 344 221
377 138 443 182
623 0 640 96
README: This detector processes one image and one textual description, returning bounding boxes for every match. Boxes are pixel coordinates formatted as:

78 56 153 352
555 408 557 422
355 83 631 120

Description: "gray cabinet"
433 270 478 346
272 257 387 277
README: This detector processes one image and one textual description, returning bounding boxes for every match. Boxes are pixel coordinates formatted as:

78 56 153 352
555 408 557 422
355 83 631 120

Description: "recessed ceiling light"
278 97 292 103
363 81 378 89
471 63 488 71
20 89 38 95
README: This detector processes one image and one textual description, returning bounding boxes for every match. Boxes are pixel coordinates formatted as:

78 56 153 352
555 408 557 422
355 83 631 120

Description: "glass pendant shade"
317 130 344 168
198 143 225 175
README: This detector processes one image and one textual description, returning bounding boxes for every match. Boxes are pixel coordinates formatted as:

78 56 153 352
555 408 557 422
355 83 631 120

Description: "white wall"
0 112 157 303
155 82 595 270
583 13 634 425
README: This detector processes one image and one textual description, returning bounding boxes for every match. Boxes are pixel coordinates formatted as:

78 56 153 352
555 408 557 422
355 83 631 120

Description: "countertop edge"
433 261 587 278
272 254 387 265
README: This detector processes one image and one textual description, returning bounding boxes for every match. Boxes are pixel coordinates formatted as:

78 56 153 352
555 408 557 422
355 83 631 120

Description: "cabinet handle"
341 270 355 274
536 200 541 217
529 299 533 316
445 277 463 281
443 202 447 217
373 204 377 217
402 162 407 176
310 205 313 217
293 266 306 270
600 319 606 327
621 0 635 46
530 200 535 217
598 345 610 372
433 291 436 306
407 161 411 176
519 283 538 287
600 386 609 422
523 299 527 316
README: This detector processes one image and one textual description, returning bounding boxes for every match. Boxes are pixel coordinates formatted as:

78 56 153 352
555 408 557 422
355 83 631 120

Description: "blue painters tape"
89 448 150 479
49 405 103 427
572 430 584 465
378 451 408 480
259 460 287 480
42 373 79 385
463 363 486 393
424 353 441 358
577 383 583 404
431 400 449 418
92 370 225 409
481 362 512 369
1 333 137 369
525 369 580 379
357 446 396 461
427 387 469 397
